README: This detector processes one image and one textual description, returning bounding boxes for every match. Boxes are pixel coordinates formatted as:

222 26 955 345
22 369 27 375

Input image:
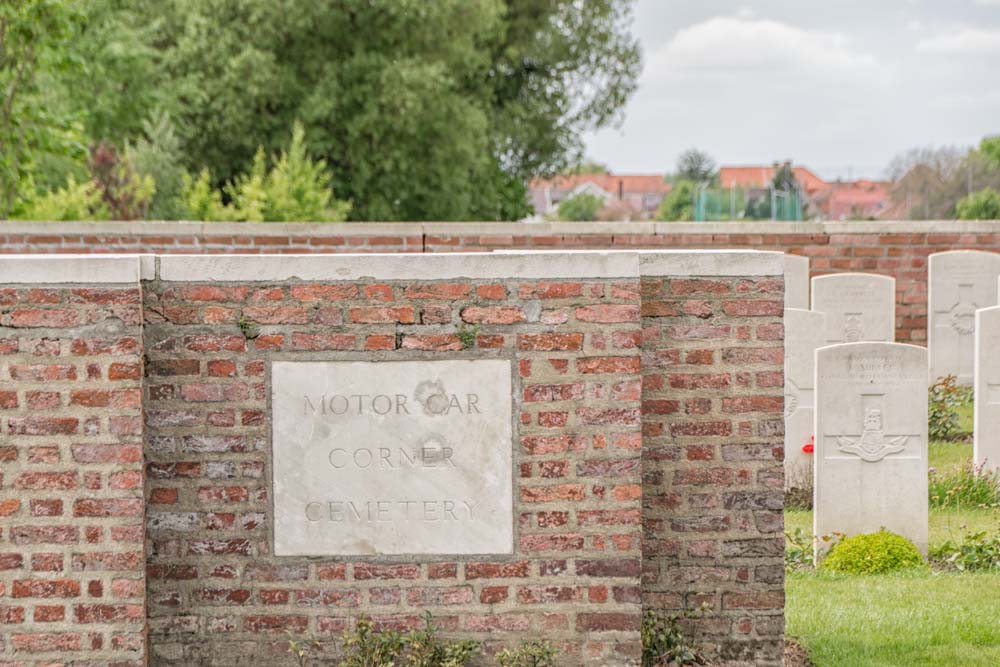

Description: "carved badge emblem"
949 301 976 335
843 315 863 342
836 408 907 462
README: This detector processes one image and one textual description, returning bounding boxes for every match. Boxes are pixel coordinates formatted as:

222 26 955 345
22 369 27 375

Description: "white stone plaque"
784 255 810 309
271 360 514 556
784 308 825 491
811 273 895 344
928 251 1000 385
814 342 928 559
975 305 1000 473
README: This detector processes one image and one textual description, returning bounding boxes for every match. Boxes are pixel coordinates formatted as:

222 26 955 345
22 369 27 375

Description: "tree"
982 136 1000 167
957 188 1000 220
887 145 1000 219
658 180 694 221
0 0 83 217
558 192 604 221
675 149 715 183
122 0 640 221
771 161 799 191
568 159 610 175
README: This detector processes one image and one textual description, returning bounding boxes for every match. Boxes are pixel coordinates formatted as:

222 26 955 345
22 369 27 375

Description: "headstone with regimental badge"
813 342 928 559
811 273 895 345
928 251 1000 385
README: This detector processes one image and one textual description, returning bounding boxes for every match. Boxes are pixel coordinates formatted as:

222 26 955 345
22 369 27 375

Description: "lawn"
786 438 1000 666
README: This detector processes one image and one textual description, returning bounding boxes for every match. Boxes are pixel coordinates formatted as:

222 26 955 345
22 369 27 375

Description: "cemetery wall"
0 258 147 665
2 219 997 345
0 252 784 666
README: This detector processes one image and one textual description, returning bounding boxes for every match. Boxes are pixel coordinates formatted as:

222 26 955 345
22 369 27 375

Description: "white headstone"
271 359 514 556
928 251 1000 384
975 305 1000 473
784 255 810 309
784 308 825 491
811 273 895 344
814 342 928 558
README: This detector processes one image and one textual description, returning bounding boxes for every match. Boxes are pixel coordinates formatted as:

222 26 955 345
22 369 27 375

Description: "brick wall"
0 252 784 666
0 280 146 665
640 275 784 665
141 265 645 665
3 219 992 344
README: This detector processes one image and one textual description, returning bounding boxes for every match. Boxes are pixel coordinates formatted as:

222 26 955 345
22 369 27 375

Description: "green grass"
787 433 1000 665
787 571 1000 666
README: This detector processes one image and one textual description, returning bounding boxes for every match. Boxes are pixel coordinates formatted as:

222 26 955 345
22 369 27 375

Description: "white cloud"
917 28 1000 54
643 15 880 83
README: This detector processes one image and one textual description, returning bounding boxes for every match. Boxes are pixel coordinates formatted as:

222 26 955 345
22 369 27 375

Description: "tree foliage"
658 180 694 221
956 188 1000 220
0 0 84 217
108 0 641 221
557 192 604 221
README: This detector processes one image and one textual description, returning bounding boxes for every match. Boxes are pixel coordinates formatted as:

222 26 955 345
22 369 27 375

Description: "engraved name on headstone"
811 273 895 344
784 308 825 491
928 251 1000 385
271 360 513 556
814 342 928 559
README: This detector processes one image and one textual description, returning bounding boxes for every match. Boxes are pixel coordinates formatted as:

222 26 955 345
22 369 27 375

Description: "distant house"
719 164 891 220
528 173 671 220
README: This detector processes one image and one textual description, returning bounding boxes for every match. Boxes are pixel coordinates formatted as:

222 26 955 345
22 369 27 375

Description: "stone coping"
1 219 998 236
0 250 783 283
0 254 149 283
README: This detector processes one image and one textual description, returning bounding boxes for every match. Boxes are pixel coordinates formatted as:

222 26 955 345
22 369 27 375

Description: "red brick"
575 304 640 323
461 306 525 324
289 284 358 300
517 333 584 351
349 306 415 323
12 579 81 598
403 283 470 299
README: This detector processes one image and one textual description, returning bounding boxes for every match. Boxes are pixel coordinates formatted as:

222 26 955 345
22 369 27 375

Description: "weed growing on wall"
496 640 557 667
641 610 708 666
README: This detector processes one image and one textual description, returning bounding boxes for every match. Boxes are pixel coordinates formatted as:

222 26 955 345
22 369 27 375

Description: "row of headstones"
780 251 1000 558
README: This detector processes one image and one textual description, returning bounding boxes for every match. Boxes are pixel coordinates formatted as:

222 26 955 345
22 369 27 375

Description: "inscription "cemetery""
271 360 513 556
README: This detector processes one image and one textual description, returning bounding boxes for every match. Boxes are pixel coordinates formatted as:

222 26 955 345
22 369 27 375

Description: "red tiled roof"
811 180 892 220
530 173 671 195
719 165 827 194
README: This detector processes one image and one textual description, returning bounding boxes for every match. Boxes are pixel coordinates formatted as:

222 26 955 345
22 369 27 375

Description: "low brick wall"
0 252 783 666
3 219 994 344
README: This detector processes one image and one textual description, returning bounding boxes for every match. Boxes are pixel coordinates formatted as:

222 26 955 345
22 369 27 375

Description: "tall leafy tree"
127 0 640 221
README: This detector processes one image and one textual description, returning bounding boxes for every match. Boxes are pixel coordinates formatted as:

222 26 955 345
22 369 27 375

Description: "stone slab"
0 255 142 283
975 305 1000 473
811 273 895 344
271 359 514 556
814 342 928 558
928 251 1000 384
784 308 825 490
784 255 809 309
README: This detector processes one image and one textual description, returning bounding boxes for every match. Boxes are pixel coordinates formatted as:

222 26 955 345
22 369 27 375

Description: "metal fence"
693 186 803 221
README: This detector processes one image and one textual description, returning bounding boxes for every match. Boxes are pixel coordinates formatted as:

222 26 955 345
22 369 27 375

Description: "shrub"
929 460 1000 510
89 141 155 220
928 375 971 441
641 610 706 666
14 177 108 221
820 529 925 575
557 191 604 221
496 640 557 667
929 530 1000 572
181 122 351 223
338 617 405 666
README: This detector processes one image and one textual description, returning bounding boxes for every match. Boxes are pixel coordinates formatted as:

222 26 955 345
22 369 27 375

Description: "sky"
583 0 1000 180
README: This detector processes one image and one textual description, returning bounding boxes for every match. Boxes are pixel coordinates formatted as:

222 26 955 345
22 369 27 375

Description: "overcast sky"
583 0 1000 180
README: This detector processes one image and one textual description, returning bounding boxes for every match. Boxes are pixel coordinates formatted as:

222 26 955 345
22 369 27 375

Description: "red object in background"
802 436 815 454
